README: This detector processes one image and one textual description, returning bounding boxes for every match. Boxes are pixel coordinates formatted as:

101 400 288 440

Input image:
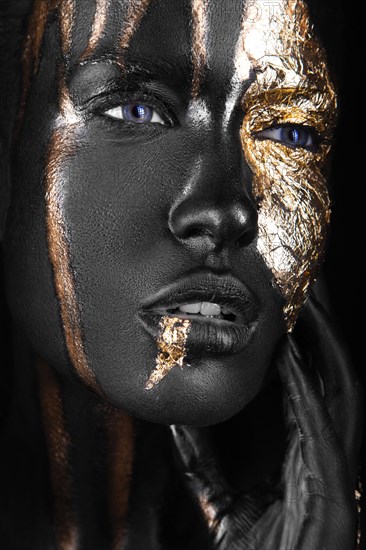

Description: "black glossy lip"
138 272 259 356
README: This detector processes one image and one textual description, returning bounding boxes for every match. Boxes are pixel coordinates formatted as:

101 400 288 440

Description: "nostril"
237 225 257 248
169 194 258 249
184 226 217 241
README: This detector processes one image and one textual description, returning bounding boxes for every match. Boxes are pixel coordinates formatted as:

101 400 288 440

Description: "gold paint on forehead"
118 0 152 68
104 406 135 550
80 0 110 61
145 316 191 390
239 0 337 329
37 359 78 550
191 0 209 99
60 0 75 57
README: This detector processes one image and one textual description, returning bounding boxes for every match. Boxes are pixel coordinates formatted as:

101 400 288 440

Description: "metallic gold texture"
19 0 75 131
37 359 78 550
21 0 98 390
191 0 209 99
145 316 192 390
356 477 363 550
118 0 152 68
105 407 135 550
239 0 337 329
198 494 220 533
60 0 75 58
45 121 99 392
18 0 49 131
80 0 109 61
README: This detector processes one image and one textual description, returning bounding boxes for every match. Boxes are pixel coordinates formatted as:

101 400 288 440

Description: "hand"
170 296 363 549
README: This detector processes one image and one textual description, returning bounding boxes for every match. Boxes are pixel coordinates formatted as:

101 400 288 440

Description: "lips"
138 271 259 356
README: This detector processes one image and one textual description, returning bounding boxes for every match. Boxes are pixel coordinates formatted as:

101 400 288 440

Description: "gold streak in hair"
22 0 99 390
105 407 135 550
118 0 152 69
18 0 75 132
37 359 78 550
239 0 337 329
191 0 208 99
80 0 109 61
146 316 191 390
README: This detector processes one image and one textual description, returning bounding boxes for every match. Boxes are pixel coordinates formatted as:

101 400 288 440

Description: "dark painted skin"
4 0 285 426
0 0 363 548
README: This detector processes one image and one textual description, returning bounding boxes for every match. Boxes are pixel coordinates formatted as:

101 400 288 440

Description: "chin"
103 351 274 427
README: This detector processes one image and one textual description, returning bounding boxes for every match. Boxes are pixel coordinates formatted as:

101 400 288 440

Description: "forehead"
47 0 318 77
23 0 331 120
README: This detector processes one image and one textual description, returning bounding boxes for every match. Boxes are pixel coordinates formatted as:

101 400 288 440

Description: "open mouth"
139 271 259 356
161 301 238 323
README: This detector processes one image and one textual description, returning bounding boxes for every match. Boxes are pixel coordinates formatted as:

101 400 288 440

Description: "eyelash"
91 93 320 152
104 103 166 125
91 92 173 127
254 124 319 150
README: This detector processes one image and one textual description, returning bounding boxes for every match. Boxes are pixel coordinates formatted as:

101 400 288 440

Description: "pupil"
289 128 300 143
132 104 147 119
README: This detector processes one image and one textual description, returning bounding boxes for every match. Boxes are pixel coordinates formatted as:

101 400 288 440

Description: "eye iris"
123 103 152 123
282 126 308 147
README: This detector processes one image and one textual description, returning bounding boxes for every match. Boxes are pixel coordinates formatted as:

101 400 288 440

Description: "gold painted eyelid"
250 136 320 155
245 113 334 138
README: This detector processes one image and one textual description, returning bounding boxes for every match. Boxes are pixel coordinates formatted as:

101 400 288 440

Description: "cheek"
242 134 331 330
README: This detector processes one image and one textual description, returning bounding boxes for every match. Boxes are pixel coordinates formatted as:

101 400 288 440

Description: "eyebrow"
69 54 192 107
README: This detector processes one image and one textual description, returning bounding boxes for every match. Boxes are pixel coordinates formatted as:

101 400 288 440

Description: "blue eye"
104 103 165 125
123 103 152 123
256 125 315 149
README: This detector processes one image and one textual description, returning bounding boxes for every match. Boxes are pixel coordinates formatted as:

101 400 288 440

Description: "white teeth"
178 303 201 314
177 302 229 317
200 302 222 316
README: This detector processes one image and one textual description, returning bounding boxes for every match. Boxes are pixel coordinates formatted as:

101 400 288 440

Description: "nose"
169 153 257 251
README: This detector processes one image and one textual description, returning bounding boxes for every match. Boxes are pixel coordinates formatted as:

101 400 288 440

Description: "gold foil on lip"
145 316 192 390
238 0 337 330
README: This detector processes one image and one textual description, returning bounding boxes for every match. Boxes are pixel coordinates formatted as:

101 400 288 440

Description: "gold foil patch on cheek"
145 316 192 390
239 0 337 330
242 130 332 330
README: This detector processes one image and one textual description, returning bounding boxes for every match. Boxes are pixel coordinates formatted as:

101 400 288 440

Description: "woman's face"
3 0 336 424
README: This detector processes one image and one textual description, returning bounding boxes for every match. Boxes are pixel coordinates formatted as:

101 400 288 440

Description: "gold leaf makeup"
240 0 337 329
80 0 110 61
146 316 192 390
191 0 209 99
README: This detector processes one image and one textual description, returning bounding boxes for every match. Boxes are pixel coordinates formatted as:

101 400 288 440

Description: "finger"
298 295 364 478
277 335 348 492
277 336 356 549
170 425 269 548
170 424 232 531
